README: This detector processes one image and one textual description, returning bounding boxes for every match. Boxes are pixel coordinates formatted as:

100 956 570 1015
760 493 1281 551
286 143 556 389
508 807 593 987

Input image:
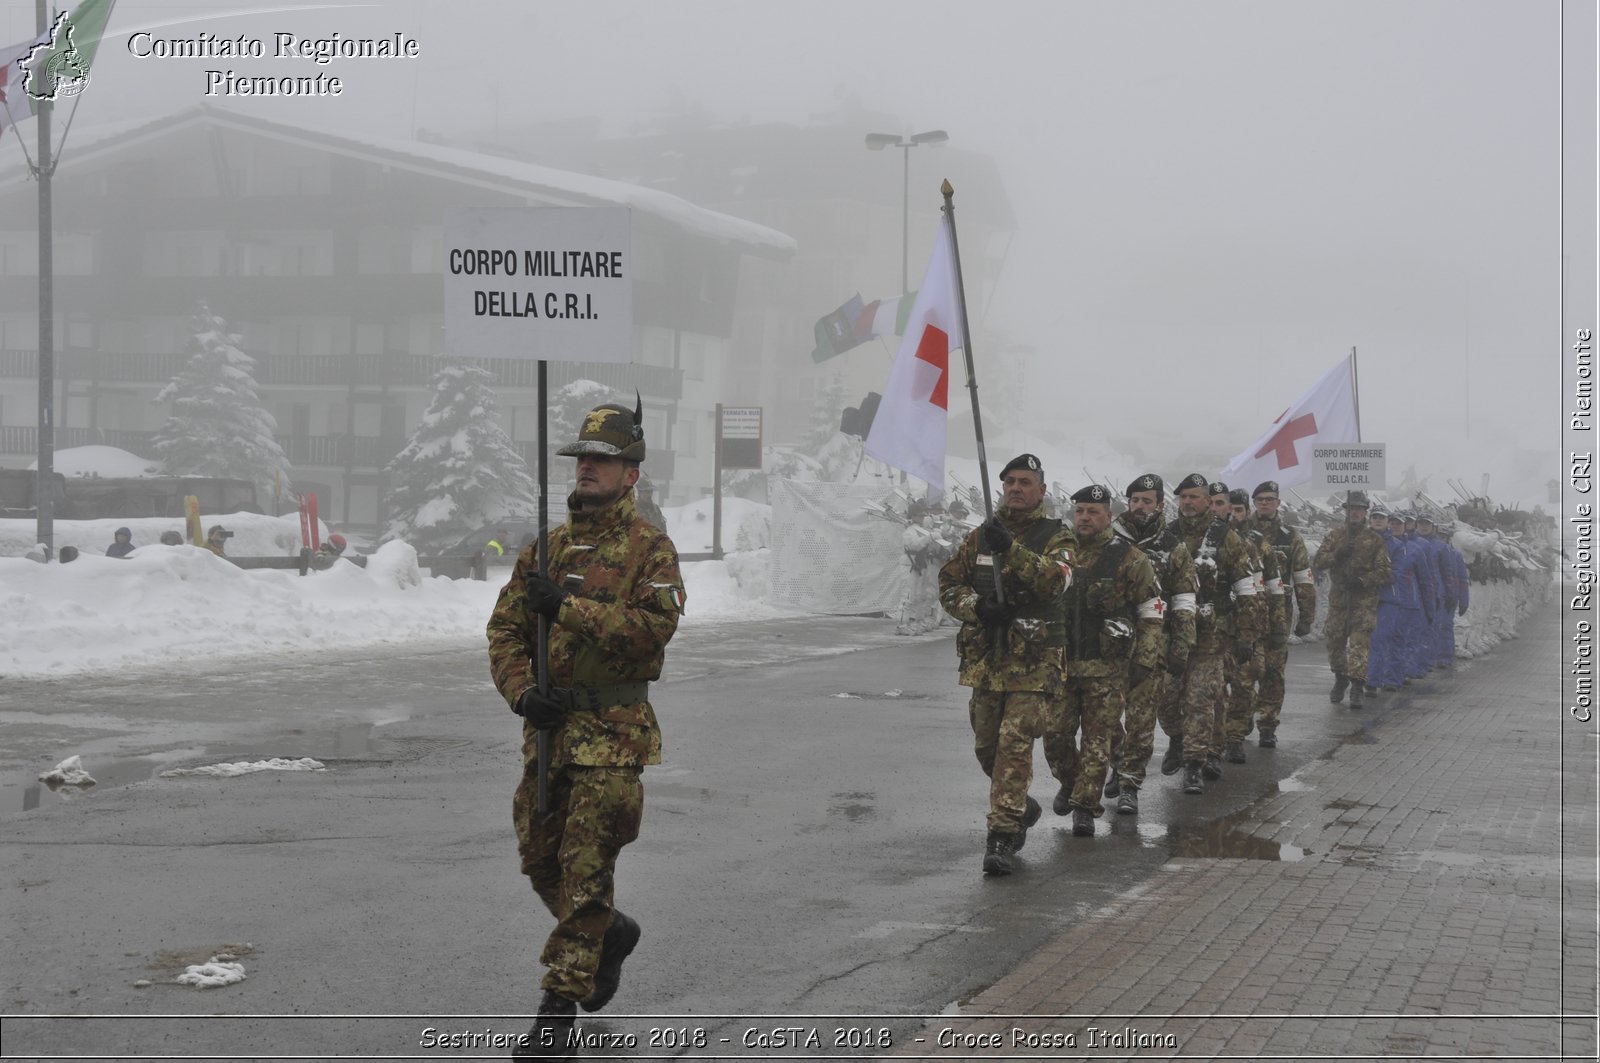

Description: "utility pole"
35 0 56 556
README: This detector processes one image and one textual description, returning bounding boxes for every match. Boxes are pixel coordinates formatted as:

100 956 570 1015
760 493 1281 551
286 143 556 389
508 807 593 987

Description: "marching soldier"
487 401 687 1055
1042 484 1163 835
1204 482 1264 774
1225 488 1286 760
1168 474 1264 794
1311 491 1392 708
939 454 1076 876
1247 481 1316 747
1108 474 1198 810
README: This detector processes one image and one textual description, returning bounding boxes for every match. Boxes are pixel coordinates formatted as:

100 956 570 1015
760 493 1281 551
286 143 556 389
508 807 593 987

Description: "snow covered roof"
0 105 797 259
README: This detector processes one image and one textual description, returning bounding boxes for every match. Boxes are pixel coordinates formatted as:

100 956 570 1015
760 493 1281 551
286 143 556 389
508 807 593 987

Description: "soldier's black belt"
551 682 650 712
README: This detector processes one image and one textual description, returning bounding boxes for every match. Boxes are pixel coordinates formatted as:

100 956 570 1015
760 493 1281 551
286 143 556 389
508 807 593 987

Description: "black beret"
1175 473 1209 492
1228 488 1249 506
1072 484 1112 505
1207 481 1229 497
1126 473 1164 498
1252 480 1280 498
999 453 1044 480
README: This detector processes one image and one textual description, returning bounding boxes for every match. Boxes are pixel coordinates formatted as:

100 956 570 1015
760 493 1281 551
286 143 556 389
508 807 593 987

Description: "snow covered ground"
0 498 791 680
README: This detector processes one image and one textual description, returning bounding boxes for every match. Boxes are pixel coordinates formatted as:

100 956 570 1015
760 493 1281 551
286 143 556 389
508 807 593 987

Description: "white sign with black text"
1312 442 1387 491
443 207 632 363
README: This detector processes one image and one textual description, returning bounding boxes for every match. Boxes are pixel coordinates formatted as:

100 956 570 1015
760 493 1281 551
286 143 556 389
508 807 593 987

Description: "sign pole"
535 359 550 815
712 403 724 561
35 0 55 558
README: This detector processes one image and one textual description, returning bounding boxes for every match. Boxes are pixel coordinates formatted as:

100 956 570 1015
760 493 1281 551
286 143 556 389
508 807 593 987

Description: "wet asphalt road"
0 617 1375 1057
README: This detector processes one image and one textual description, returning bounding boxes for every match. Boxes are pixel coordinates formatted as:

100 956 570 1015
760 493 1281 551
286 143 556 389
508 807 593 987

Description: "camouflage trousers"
1177 653 1226 765
1254 645 1289 732
970 689 1057 834
1044 674 1126 816
1325 597 1378 682
1111 673 1165 790
513 763 644 1001
1219 643 1264 745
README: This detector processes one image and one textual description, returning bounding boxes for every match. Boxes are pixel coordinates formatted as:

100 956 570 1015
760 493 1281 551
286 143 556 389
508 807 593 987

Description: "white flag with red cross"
864 215 963 494
1221 354 1359 491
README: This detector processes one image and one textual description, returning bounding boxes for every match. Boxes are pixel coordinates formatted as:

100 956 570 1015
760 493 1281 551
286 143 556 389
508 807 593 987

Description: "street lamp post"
865 130 948 293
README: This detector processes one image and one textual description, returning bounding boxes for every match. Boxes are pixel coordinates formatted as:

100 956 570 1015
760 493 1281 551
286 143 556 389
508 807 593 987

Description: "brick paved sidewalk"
921 603 1596 1061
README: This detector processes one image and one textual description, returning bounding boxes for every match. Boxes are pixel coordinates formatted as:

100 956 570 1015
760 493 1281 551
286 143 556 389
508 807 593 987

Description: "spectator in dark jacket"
105 527 135 558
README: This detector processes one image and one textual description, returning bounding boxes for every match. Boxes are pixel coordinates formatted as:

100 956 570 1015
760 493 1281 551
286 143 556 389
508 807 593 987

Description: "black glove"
1128 662 1154 689
1293 618 1313 638
525 573 568 619
1166 653 1189 678
973 594 1009 625
1267 629 1288 651
1457 600 1467 617
981 519 1014 554
515 687 568 729
1232 640 1254 662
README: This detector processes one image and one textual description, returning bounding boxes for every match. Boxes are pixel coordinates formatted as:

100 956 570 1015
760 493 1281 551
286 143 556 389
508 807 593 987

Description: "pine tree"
149 301 293 502
381 359 539 552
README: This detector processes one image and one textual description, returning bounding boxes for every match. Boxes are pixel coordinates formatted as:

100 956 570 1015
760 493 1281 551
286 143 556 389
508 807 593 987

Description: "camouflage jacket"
1249 514 1316 630
1312 523 1393 609
486 488 685 768
1175 512 1264 654
1111 512 1198 668
1063 526 1164 677
938 502 1076 693
1239 527 1289 640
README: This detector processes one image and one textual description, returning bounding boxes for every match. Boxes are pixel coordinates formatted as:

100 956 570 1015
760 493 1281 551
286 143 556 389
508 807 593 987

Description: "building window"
676 416 697 459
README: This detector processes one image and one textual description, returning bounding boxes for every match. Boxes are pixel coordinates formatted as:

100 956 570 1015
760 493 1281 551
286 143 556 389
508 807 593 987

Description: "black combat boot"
1160 736 1184 776
1014 796 1042 853
1116 788 1139 815
1052 784 1073 816
1329 674 1349 704
1258 727 1277 749
514 991 577 1059
580 910 641 1013
1202 754 1223 780
982 831 1018 876
1349 681 1365 709
1181 763 1204 794
1225 741 1247 764
1103 766 1120 799
1071 809 1095 837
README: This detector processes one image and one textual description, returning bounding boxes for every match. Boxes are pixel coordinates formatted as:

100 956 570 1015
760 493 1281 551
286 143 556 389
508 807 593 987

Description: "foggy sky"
5 0 1585 505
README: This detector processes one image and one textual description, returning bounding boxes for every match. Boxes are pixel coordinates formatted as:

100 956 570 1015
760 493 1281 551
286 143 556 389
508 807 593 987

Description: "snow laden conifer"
149 302 293 501
381 360 538 553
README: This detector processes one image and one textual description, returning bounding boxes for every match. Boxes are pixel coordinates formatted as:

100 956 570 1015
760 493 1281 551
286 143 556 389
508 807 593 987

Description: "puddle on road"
828 791 878 822
2 716 418 814
1142 812 1309 862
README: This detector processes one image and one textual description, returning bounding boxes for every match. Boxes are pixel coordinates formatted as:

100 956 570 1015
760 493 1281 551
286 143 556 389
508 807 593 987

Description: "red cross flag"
865 215 962 493
1221 354 1360 491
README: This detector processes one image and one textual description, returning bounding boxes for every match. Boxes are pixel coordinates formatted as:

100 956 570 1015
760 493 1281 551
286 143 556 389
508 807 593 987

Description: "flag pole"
1349 345 1362 442
34 0 55 558
940 179 994 519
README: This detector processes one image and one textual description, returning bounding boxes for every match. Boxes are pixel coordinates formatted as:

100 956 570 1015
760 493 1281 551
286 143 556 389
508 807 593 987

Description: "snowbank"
0 511 317 560
0 523 793 679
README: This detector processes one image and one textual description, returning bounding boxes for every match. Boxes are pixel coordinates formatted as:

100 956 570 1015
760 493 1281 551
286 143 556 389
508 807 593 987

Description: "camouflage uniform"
1173 511 1264 771
1111 512 1198 790
1220 529 1286 746
938 501 1075 835
1311 522 1392 686
486 487 684 1003
1043 525 1163 816
1248 513 1316 736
